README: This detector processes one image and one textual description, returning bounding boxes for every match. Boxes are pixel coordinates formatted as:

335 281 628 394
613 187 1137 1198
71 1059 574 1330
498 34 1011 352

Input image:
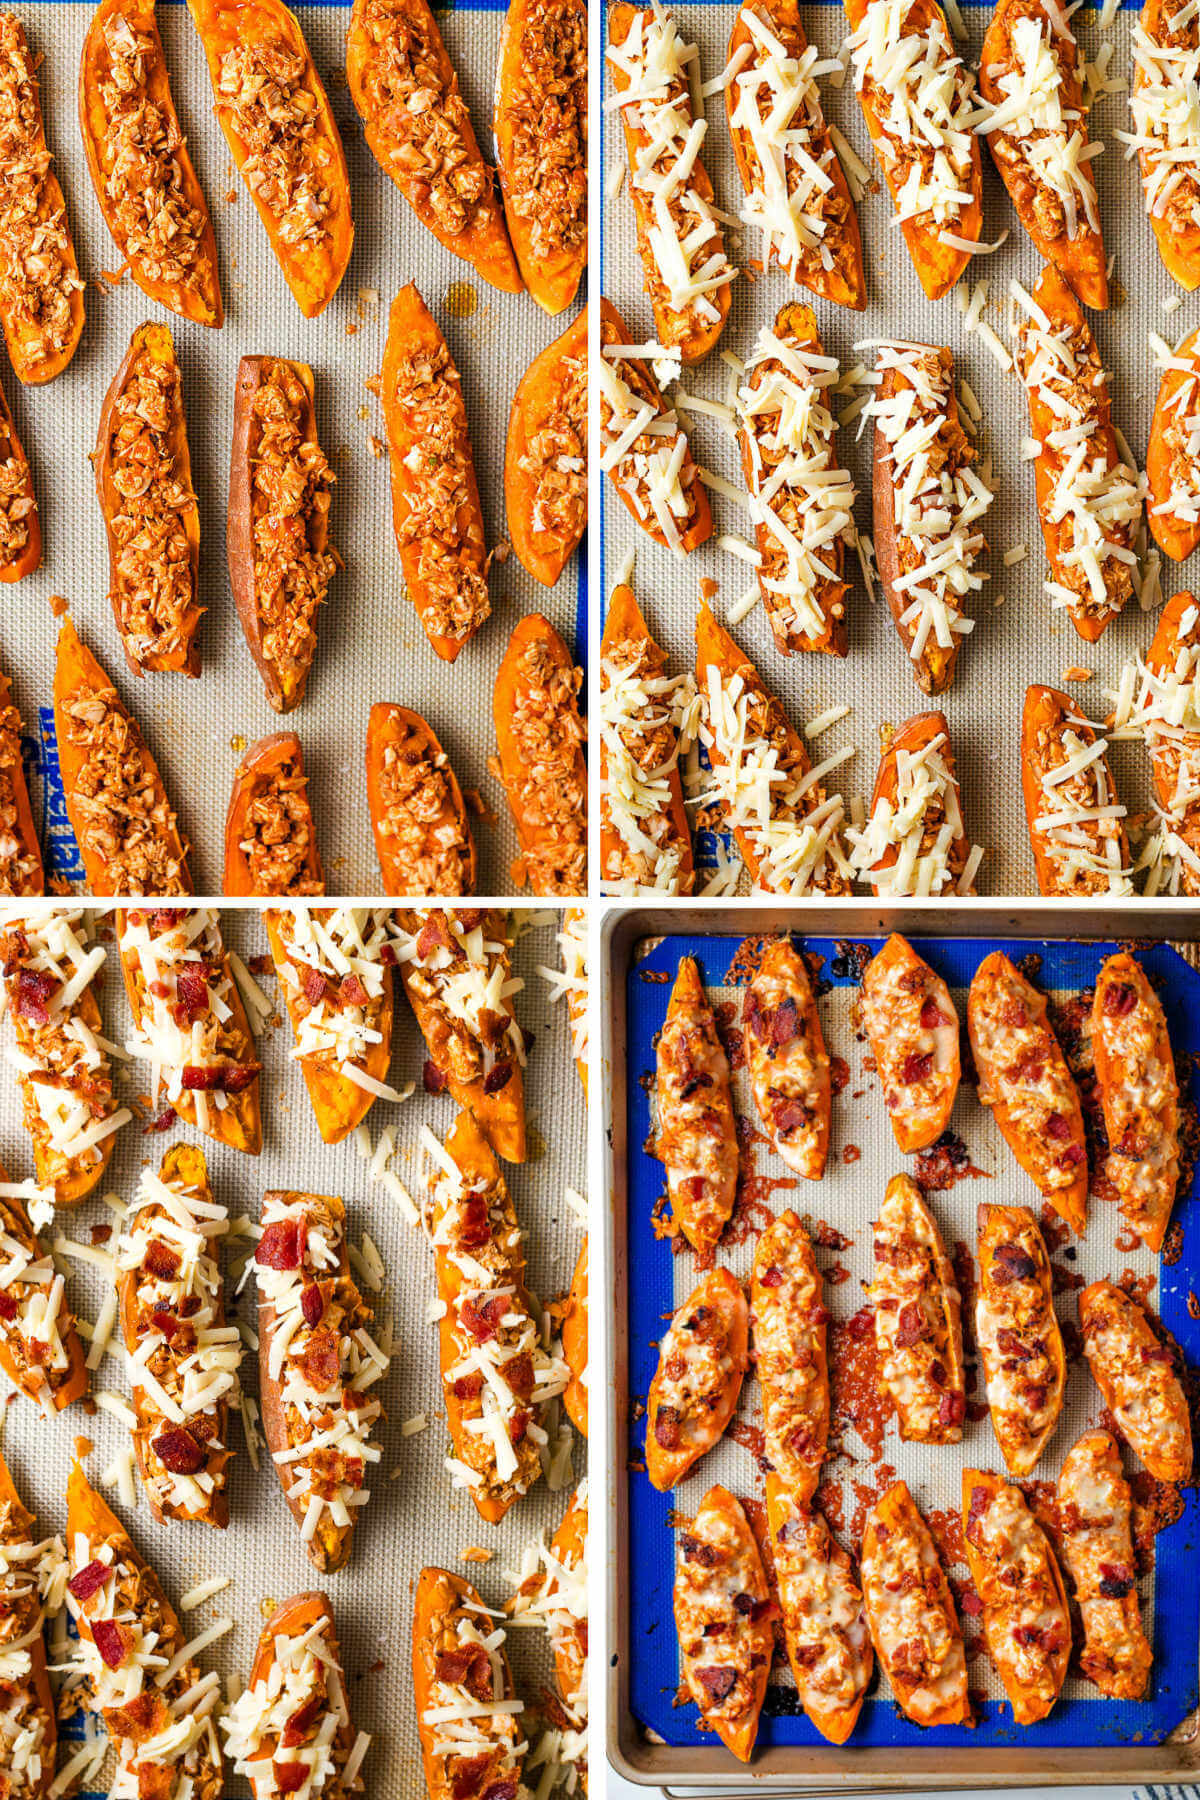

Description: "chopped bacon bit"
509 1407 531 1444
1103 982 1137 1018
1045 1113 1071 1141
0 1293 17 1321
457 1194 492 1250
340 973 368 1006
150 1308 179 1339
416 914 452 959
181 1061 259 1092
771 997 798 1046
272 1763 309 1795
302 964 327 1006
68 1559 109 1602
144 1238 181 1280
938 1389 966 1427
902 1051 933 1084
919 997 942 1029
281 1692 324 1747
453 1370 483 1401
653 1405 682 1451
299 1328 341 1392
482 1060 513 1094
695 1665 737 1703
1098 1562 1134 1597
759 1266 784 1289
174 964 210 1022
91 1618 129 1669
423 1059 447 1094
15 967 56 1024
894 1301 925 1348
152 1427 204 1474
144 1105 176 1134
991 1243 1037 1283
257 1218 306 1270
301 1281 324 1327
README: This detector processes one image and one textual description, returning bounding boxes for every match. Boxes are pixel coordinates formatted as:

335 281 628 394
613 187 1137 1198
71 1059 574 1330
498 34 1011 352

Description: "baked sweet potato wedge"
1080 1280 1192 1481
0 665 42 895
510 1485 588 1765
978 0 1106 308
505 307 587 587
1148 326 1200 561
563 1237 587 1437
116 1142 238 1526
853 711 977 895
859 932 960 1152
65 1464 226 1792
79 0 222 326
427 1110 551 1521
976 1202 1064 1475
228 355 336 712
861 1479 969 1726
655 954 738 1257
1131 0 1200 290
869 1173 965 1442
845 0 982 299
646 1265 748 1489
53 613 190 896
255 1188 388 1569
495 0 586 310
599 583 694 894
0 1159 88 1410
608 2 733 362
1 910 127 1202
1091 952 1180 1252
366 702 475 896
753 1211 828 1498
736 303 855 655
494 613 586 896
224 1591 368 1795
394 908 527 1162
675 1486 771 1761
1014 265 1142 640
265 905 398 1144
599 298 711 555
1058 1430 1153 1700
414 1568 526 1796
962 1468 1071 1724
188 0 352 316
744 937 829 1178
695 601 853 893
118 906 262 1154
727 0 865 308
0 15 84 384
0 380 39 582
0 1450 59 1794
869 343 990 691
95 322 202 677
968 950 1087 1234
1021 684 1131 895
765 1478 872 1745
382 283 490 661
1137 589 1200 890
347 0 522 294
224 731 325 897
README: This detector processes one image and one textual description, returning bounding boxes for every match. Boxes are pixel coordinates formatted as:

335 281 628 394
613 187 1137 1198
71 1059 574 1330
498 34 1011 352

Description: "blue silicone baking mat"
624 931 1200 1751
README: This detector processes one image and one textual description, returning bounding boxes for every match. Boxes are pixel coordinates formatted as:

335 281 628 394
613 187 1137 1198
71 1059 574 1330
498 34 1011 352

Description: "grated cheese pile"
847 728 983 894
0 1502 66 1798
848 0 978 243
599 629 700 893
1012 280 1144 626
115 1162 242 1521
599 339 700 555
975 4 1102 244
1030 706 1133 893
606 0 735 336
724 4 852 282
0 1188 80 1405
270 905 407 1103
221 1611 369 1796
418 1585 528 1792
862 344 992 669
1119 6 1200 237
736 321 857 649
1148 333 1200 530
696 665 854 894
121 908 252 1135
538 909 589 1075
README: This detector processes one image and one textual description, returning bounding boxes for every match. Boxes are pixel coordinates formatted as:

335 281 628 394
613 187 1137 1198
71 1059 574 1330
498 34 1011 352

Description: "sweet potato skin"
54 615 191 897
382 283 489 661
599 296 712 552
1144 589 1200 888
228 356 330 712
675 1485 770 1761
862 1479 969 1726
494 0 585 310
861 932 961 1151
1091 953 1179 1251
0 666 43 895
0 1451 57 1797
0 1161 87 1408
79 0 222 327
348 0 522 294
961 1467 1071 1724
600 584 694 892
764 1473 870 1744
224 730 325 897
1137 0 1200 289
646 1265 747 1490
505 308 587 586
494 613 586 893
414 1567 524 1795
1021 684 1130 896
977 1201 1064 1474
95 323 202 677
242 1591 356 1795
1148 326 1200 561
188 0 351 316
366 703 476 897
0 380 39 582
865 711 972 893
562 1238 587 1437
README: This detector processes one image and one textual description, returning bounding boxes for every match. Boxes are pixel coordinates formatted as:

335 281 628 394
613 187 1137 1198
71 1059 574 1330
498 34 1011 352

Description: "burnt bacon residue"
1164 1222 1185 1268
724 934 773 987
726 1417 770 1473
712 1000 746 1072
831 939 872 984
1175 1049 1200 1205
1017 951 1044 985
1132 1470 1186 1576
829 1307 885 1460
809 1218 853 1251
815 1476 844 1533
914 1130 991 1194
830 1055 850 1097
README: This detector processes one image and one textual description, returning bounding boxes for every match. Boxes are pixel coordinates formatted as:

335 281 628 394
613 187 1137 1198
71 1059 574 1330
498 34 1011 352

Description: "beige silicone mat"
3 2 585 898
600 0 1186 896
0 903 587 1796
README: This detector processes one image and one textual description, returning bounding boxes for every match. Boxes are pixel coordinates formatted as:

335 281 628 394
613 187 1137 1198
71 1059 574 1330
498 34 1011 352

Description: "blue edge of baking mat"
625 932 1200 1752
24 0 587 884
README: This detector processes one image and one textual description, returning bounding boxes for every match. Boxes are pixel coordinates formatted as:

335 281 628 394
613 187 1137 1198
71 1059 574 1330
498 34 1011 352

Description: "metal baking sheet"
602 902 1200 1789
0 902 587 1796
4 1 585 898
600 0 1187 897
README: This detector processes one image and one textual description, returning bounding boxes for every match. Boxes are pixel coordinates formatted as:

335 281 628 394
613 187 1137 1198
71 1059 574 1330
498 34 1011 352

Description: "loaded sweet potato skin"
862 713 974 894
0 380 39 583
1057 1429 1153 1700
859 932 960 1151
505 308 588 587
493 612 587 897
1148 325 1200 561
1133 0 1200 290
752 1210 828 1498
764 1476 872 1744
79 0 223 326
1079 1279 1193 1482
1143 589 1200 888
599 297 712 554
0 1451 57 1797
188 0 352 317
347 0 523 294
961 1467 1071 1724
975 1202 1064 1475
743 938 830 1179
224 731 325 897
655 954 738 1257
599 584 694 893
1091 952 1180 1251
366 704 476 897
495 0 587 310
861 1479 969 1726
0 675 44 894
0 1159 88 1410
94 322 202 677
1021 684 1131 896
413 1567 526 1797
223 1590 361 1797
674 1485 771 1761
645 1265 748 1490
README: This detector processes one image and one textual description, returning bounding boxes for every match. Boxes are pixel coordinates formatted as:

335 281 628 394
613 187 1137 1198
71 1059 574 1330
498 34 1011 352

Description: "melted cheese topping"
744 951 827 1175
656 984 738 1242
860 1492 965 1726
966 1481 1068 1710
675 1495 768 1736
1058 1432 1152 1696
607 2 735 336
849 730 981 896
848 0 977 239
1093 973 1179 1236
976 5 1100 241
970 958 1086 1196
1080 1282 1190 1474
394 911 525 1088
0 1502 65 1796
599 341 698 555
736 324 856 648
753 1214 825 1488
860 944 959 1139
651 1277 741 1465
976 1212 1060 1463
222 1615 366 1797
770 1494 871 1722
1120 9 1200 232
869 1181 962 1441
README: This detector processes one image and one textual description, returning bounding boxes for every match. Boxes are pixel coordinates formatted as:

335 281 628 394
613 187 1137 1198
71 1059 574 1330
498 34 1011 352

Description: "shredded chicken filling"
0 15 81 367
392 340 489 642
105 351 196 665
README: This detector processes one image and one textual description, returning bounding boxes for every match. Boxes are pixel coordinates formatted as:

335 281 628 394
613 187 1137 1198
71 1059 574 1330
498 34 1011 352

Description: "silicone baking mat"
4 1 586 897
601 0 1184 896
622 929 1200 1751
0 904 587 1795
